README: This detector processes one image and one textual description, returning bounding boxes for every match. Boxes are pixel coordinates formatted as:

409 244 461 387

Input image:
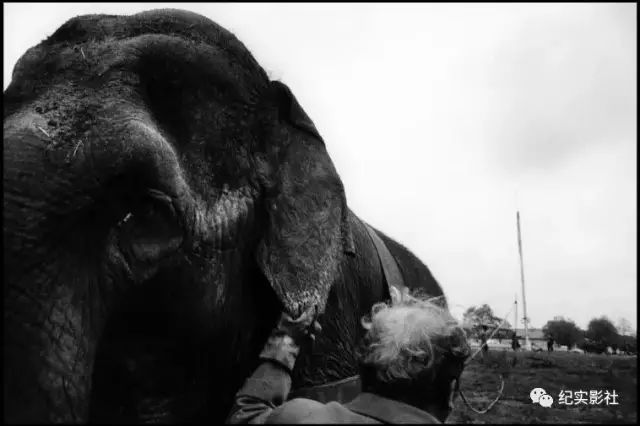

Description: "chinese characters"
557 389 619 406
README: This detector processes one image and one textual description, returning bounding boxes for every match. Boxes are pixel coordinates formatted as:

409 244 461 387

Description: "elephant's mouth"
90 260 209 422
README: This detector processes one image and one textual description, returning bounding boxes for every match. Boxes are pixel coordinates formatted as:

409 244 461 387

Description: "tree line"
462 304 637 354
543 316 636 353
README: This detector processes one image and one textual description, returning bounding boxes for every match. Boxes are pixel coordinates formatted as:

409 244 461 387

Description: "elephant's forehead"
39 8 264 80
6 9 270 118
11 8 256 80
46 9 237 48
9 35 246 104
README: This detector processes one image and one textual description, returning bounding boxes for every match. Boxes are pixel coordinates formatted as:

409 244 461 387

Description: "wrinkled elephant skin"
3 9 446 423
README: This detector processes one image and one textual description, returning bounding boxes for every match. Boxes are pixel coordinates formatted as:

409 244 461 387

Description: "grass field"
448 350 637 424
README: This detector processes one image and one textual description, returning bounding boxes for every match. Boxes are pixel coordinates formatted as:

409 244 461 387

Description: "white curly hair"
357 288 470 401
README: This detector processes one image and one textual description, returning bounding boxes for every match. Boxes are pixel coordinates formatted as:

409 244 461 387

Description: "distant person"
479 325 489 356
547 336 554 352
511 333 520 352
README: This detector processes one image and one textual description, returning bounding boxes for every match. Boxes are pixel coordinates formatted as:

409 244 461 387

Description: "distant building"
514 328 547 349
464 325 516 347
463 326 560 351
514 328 545 340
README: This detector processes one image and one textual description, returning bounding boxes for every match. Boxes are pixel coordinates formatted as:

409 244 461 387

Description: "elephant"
3 9 447 424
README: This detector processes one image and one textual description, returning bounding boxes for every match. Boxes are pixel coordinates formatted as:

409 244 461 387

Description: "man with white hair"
227 290 471 424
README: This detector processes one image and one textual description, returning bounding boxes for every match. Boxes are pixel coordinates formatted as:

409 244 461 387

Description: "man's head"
357 291 470 421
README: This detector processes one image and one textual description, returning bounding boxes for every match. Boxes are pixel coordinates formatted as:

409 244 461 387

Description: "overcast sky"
4 3 637 331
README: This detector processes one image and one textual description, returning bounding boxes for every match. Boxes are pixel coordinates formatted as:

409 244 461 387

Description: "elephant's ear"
256 81 355 317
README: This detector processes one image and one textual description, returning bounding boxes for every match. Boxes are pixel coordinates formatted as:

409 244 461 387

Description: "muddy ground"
448 350 637 424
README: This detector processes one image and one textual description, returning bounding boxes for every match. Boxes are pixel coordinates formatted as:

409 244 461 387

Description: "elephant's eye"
122 190 179 233
115 189 183 262
132 199 163 222
116 187 171 220
117 198 169 228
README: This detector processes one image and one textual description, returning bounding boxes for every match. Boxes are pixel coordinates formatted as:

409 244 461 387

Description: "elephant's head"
4 9 354 422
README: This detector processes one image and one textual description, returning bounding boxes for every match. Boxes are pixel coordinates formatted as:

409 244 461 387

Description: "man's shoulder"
267 398 379 424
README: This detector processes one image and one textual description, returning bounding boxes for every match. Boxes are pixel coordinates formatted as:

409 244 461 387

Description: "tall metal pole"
517 211 530 349
514 294 518 337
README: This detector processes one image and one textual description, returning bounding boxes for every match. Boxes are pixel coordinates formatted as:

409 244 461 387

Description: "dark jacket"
227 358 441 424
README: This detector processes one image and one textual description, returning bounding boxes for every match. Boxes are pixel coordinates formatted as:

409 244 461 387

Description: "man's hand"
259 306 322 372
273 306 322 346
228 307 322 424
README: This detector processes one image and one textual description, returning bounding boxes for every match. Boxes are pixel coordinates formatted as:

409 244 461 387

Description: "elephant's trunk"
2 113 94 421
4 283 94 423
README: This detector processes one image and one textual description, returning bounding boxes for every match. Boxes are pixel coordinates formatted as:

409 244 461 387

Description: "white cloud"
3 3 637 330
